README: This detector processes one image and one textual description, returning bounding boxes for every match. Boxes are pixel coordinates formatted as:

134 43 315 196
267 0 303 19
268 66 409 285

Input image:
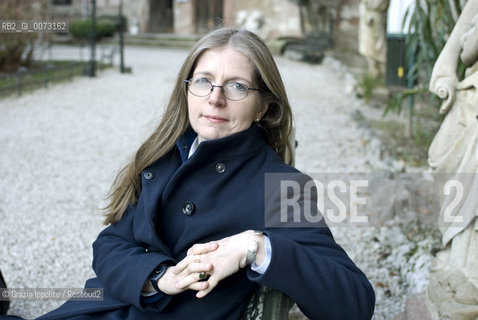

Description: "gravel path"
1 46 416 319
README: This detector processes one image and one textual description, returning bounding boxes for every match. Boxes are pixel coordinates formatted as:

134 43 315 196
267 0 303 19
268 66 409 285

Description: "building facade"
49 0 377 59
49 0 303 38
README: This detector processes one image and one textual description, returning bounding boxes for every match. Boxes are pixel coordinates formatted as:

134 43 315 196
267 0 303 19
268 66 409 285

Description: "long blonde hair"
103 28 293 225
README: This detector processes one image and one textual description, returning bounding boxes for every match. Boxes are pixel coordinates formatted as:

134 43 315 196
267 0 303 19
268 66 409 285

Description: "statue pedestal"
395 293 433 320
426 230 478 320
427 270 478 320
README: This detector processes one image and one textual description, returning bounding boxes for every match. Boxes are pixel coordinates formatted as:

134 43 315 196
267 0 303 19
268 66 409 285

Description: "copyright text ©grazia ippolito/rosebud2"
0 288 103 301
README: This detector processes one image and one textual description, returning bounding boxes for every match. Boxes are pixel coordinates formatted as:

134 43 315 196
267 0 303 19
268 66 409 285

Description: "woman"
4 27 374 319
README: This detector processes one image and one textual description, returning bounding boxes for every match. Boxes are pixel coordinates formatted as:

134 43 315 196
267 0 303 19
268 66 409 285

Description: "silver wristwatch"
246 230 264 265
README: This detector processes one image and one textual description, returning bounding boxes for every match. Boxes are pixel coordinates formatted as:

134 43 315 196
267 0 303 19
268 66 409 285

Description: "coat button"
183 201 195 216
144 172 154 180
215 163 225 173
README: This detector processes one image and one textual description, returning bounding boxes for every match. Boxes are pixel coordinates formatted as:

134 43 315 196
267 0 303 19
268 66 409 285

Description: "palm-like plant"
385 0 466 139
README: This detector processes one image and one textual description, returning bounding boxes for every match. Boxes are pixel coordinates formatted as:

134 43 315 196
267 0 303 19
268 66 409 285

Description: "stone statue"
236 10 266 38
427 0 478 318
358 0 390 77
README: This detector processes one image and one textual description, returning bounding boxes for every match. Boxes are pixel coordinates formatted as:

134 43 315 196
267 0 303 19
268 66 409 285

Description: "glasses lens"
186 78 251 101
223 82 248 101
187 78 212 97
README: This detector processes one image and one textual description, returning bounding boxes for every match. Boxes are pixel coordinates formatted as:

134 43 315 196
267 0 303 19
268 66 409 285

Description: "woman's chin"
197 130 226 142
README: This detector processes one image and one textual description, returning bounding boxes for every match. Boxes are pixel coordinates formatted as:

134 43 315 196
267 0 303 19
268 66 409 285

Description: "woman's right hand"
158 256 212 295
144 242 219 295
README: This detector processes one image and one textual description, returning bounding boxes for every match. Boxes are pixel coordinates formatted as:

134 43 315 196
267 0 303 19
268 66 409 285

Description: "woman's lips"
204 115 228 123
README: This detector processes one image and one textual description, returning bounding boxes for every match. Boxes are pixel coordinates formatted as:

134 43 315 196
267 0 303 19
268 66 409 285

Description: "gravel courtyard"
1 45 421 319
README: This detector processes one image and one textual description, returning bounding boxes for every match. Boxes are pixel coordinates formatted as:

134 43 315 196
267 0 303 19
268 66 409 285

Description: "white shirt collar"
188 137 199 159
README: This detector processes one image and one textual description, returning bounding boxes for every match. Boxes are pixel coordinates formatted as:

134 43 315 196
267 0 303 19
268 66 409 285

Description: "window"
51 0 72 5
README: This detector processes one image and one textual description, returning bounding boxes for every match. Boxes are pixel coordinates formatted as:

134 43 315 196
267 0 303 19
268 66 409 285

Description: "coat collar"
176 124 267 163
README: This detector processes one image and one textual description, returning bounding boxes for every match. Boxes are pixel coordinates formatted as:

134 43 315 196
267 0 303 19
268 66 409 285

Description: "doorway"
149 0 173 33
194 0 223 33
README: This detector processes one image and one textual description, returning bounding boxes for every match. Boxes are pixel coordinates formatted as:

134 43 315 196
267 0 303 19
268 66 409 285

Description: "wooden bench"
242 286 295 320
242 127 298 320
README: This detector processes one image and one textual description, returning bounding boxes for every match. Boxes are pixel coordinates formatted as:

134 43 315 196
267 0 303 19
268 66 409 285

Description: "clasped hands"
151 230 265 299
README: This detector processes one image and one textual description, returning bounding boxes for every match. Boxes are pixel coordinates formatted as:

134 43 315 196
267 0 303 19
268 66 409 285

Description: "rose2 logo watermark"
278 178 368 224
264 172 475 228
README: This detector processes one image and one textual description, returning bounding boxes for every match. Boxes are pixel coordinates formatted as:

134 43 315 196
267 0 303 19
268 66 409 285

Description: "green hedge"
70 19 116 40
98 15 127 32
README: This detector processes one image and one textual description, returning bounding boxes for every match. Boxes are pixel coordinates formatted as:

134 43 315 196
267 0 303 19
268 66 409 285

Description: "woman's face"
187 46 268 143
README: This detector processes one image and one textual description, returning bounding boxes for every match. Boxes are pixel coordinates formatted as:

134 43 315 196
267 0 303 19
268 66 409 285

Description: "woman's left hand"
174 230 265 298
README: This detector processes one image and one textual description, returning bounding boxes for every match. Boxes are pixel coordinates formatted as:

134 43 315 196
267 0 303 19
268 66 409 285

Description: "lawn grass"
0 60 111 98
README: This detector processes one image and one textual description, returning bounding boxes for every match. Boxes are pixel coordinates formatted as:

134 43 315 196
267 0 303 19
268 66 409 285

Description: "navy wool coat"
7 125 375 320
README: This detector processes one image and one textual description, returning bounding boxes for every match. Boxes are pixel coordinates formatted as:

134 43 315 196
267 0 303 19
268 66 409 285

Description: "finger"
187 280 209 292
176 271 211 290
172 261 186 275
196 289 210 299
196 277 218 298
187 242 219 256
187 242 218 256
176 262 212 278
173 254 203 275
186 262 212 274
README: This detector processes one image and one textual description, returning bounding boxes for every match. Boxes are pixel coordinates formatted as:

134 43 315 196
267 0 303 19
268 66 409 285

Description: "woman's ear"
256 101 269 121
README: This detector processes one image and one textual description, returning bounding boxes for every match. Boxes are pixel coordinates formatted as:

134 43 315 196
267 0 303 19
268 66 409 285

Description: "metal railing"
0 45 117 98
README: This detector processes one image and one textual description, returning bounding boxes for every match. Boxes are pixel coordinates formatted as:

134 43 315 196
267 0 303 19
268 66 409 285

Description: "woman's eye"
230 82 247 91
192 78 211 87
193 78 208 84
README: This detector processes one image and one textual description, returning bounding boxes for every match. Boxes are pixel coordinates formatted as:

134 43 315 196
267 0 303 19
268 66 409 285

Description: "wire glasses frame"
184 78 261 101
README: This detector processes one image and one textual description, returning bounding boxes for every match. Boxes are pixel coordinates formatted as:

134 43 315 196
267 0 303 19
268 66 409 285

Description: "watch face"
151 264 168 280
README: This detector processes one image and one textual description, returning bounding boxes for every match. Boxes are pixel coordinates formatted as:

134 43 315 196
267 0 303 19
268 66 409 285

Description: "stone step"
102 33 201 48
51 33 202 49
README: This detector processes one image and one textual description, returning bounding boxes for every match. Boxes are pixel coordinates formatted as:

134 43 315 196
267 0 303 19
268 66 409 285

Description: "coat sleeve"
247 173 375 320
247 228 375 320
92 205 176 311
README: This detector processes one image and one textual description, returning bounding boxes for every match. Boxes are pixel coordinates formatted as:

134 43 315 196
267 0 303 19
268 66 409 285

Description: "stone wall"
173 0 194 34
324 0 368 74
333 0 361 54
48 0 149 34
173 0 301 38
121 0 148 34
223 0 301 39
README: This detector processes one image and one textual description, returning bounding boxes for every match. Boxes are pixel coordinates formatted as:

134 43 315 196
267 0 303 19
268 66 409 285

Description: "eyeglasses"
184 77 261 101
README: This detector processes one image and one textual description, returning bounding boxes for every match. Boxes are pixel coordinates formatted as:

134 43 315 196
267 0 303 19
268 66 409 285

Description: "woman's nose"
208 86 226 106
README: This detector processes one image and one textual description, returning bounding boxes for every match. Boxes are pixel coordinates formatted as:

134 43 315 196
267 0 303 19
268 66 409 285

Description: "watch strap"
149 264 168 292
